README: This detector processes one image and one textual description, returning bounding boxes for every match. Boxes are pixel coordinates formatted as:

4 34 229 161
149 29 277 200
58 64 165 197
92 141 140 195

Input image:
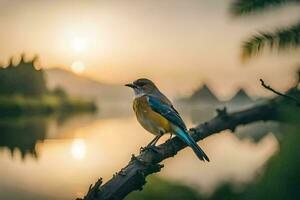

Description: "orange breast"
133 96 170 135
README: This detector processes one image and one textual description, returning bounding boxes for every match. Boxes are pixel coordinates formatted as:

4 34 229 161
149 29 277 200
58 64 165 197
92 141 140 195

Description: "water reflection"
178 102 282 143
0 104 281 200
71 139 86 160
0 113 96 161
0 117 47 159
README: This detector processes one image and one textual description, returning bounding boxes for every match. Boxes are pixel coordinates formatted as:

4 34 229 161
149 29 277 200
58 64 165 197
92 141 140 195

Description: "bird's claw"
140 145 159 154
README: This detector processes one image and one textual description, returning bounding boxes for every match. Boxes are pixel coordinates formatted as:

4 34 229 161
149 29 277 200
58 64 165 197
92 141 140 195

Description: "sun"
71 36 88 53
71 138 86 160
71 61 85 74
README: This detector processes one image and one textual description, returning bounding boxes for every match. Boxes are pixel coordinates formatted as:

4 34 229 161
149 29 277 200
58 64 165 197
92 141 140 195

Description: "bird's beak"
125 83 137 88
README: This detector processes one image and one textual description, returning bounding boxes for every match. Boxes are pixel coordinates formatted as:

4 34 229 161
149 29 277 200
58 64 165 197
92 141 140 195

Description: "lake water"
0 102 279 200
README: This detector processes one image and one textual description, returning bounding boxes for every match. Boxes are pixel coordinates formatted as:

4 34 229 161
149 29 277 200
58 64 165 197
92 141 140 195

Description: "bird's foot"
140 145 159 154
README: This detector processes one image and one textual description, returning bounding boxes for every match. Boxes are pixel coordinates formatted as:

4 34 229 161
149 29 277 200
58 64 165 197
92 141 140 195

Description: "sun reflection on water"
71 139 86 160
0 113 280 200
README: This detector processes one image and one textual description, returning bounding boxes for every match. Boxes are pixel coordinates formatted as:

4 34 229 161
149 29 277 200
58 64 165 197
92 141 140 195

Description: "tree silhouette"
231 0 300 60
0 55 47 96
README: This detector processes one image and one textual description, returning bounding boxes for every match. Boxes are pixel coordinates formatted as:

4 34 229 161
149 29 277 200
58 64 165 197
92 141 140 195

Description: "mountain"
45 68 130 103
226 89 253 103
183 84 220 103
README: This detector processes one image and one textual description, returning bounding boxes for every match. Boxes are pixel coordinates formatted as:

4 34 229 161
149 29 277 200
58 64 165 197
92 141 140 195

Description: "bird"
125 78 209 161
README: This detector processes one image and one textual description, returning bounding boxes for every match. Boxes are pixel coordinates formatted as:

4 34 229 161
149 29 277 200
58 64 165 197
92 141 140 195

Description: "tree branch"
260 79 300 106
77 98 281 200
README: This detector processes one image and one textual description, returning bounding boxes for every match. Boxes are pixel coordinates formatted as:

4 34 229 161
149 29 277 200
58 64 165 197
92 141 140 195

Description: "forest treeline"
0 56 46 96
0 55 96 116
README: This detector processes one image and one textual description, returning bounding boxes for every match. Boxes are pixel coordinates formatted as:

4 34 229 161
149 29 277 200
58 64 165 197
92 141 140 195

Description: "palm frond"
242 22 300 60
231 0 300 16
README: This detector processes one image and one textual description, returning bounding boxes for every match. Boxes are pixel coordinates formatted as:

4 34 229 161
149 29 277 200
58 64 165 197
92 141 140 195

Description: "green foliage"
247 125 300 200
231 0 300 16
0 56 47 96
0 55 97 115
245 95 300 199
126 176 202 200
52 86 67 98
242 23 300 60
0 95 97 116
231 0 300 60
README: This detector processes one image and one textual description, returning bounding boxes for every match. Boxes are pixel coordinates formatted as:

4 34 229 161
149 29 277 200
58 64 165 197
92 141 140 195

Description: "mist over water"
0 103 278 200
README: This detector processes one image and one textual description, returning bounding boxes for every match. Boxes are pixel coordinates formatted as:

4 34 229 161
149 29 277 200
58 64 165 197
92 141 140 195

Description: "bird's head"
125 78 158 96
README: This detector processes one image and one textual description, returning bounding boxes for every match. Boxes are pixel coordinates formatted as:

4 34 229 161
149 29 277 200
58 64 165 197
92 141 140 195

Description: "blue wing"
147 95 187 130
147 95 210 162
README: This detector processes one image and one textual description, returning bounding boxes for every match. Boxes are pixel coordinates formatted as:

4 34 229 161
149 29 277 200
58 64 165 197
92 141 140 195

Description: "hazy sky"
0 0 300 98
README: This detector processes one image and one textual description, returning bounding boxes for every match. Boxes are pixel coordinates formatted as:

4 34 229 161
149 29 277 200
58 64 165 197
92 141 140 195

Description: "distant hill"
45 68 130 102
179 84 220 104
226 89 253 103
177 84 256 112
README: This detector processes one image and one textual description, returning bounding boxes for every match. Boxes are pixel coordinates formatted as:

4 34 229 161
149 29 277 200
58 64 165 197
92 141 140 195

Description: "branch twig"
78 99 280 200
260 79 300 106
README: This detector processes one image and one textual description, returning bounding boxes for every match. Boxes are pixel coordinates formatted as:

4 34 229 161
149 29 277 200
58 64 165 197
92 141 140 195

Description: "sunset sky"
0 0 300 98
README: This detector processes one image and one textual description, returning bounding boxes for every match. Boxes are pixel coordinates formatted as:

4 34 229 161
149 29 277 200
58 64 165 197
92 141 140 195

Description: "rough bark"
77 98 281 200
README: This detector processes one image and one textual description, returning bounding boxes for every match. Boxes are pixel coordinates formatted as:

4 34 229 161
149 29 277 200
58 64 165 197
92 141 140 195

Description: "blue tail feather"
174 127 210 162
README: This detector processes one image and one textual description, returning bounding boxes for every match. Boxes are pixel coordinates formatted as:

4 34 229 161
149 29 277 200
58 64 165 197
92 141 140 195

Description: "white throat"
134 89 146 98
